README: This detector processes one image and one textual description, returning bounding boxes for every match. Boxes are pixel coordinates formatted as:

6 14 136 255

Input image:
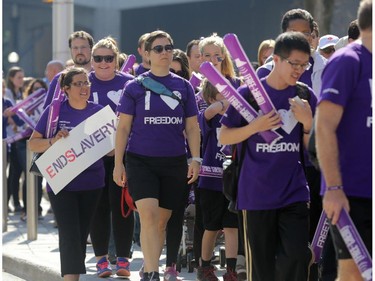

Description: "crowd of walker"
2 1 372 281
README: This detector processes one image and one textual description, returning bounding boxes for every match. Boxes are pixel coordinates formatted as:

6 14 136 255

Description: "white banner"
36 105 117 194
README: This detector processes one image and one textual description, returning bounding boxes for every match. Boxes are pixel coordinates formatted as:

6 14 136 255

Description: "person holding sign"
113 30 201 281
29 67 105 281
315 1 372 280
220 32 316 281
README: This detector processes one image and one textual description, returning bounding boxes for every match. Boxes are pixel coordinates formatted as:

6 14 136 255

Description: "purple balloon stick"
46 82 64 138
15 109 36 128
6 127 33 144
337 209 372 280
199 61 282 145
311 211 330 263
120 54 136 74
10 88 46 113
223 33 279 119
24 95 45 112
189 72 203 90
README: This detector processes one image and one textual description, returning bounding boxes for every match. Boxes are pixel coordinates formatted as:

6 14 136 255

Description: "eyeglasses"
93 55 115 63
151 44 174 54
280 55 311 71
70 81 91 87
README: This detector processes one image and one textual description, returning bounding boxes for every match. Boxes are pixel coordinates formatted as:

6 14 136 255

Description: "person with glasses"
113 30 201 281
196 33 241 281
29 67 106 281
87 36 135 278
316 1 372 280
43 30 95 109
256 8 326 97
220 32 317 281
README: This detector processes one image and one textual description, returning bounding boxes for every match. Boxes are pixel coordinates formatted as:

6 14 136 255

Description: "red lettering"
65 150 76 162
46 166 56 178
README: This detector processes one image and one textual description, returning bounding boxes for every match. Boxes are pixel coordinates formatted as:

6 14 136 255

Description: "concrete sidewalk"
2 198 225 281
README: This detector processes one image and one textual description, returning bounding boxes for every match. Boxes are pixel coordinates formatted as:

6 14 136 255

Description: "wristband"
303 129 310 134
191 157 203 164
327 185 343 191
49 138 52 146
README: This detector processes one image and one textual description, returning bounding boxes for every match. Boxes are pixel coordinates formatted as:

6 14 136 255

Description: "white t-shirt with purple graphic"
35 101 105 192
116 72 198 157
318 42 372 199
221 80 317 210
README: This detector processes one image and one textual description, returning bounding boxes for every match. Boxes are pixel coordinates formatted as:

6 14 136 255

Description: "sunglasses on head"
151 44 174 54
93 55 115 63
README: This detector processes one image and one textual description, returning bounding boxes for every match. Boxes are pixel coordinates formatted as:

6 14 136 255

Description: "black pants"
49 188 102 276
90 156 134 258
244 202 310 281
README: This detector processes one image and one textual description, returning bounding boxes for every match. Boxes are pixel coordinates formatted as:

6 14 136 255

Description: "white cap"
319 34 340 50
334 36 349 50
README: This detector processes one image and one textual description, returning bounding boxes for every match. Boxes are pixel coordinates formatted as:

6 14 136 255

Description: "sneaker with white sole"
96 256 112 278
164 264 181 281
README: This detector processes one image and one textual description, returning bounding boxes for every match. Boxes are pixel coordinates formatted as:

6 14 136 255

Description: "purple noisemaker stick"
24 95 45 112
9 88 46 113
199 61 282 145
311 211 330 263
120 54 136 74
15 109 36 128
223 33 279 119
46 82 64 138
6 128 33 144
189 72 203 90
337 209 372 280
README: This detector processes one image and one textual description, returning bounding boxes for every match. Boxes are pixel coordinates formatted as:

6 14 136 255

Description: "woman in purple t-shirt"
29 68 105 280
87 36 135 278
113 30 201 281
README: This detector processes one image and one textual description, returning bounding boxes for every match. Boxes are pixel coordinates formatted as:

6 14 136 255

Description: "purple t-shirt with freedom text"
116 72 198 157
35 101 105 192
88 71 134 112
220 80 317 210
318 43 372 199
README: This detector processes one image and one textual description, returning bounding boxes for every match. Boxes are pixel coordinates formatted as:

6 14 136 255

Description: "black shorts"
199 188 238 231
125 152 189 210
330 197 372 259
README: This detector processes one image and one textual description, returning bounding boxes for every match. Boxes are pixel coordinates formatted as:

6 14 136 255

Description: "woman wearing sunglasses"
87 37 135 278
113 30 201 281
29 67 105 281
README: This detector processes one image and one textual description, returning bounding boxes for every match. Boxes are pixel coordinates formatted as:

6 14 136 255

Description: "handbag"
222 142 246 213
29 152 43 177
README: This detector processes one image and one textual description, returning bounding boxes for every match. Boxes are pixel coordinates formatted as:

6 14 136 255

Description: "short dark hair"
186 39 201 58
281 9 314 33
274 32 311 58
68 31 94 49
348 19 360 40
144 30 173 52
357 0 372 31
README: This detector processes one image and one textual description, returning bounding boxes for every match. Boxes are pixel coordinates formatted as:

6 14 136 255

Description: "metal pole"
26 142 38 240
53 0 74 62
3 140 8 232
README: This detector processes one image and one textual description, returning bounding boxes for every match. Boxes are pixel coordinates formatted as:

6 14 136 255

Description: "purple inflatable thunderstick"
6 127 33 144
189 72 203 90
120 54 136 74
46 82 64 138
9 88 45 113
199 61 282 145
223 33 279 121
337 209 372 280
311 211 330 263
15 109 36 128
24 95 45 112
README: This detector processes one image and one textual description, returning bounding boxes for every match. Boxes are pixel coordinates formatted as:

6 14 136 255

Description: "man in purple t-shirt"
315 1 372 280
220 32 316 281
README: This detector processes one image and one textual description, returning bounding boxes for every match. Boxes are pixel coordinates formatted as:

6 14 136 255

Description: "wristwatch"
191 157 203 164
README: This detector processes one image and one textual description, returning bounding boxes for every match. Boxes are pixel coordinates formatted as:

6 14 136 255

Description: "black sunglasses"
93 55 115 63
151 44 174 54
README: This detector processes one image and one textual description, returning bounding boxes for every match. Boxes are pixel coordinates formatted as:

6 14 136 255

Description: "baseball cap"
319 35 340 50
